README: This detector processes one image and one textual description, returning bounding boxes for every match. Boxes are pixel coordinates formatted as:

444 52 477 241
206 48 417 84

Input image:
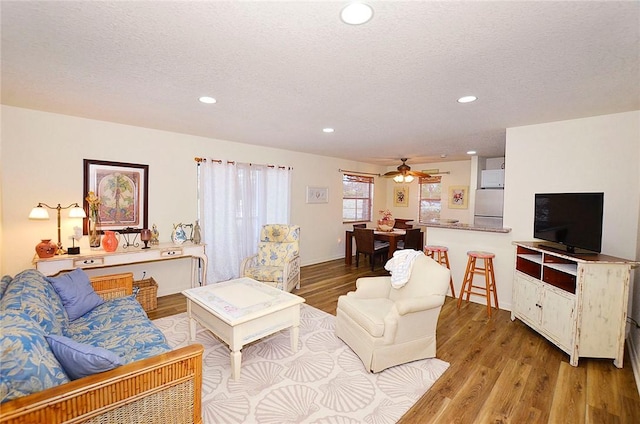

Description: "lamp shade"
68 206 87 218
29 206 50 220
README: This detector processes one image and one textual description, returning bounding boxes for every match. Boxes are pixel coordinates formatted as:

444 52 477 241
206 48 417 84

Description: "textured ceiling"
1 1 639 165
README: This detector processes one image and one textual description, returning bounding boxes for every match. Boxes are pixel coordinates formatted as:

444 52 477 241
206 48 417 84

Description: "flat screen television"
533 192 604 254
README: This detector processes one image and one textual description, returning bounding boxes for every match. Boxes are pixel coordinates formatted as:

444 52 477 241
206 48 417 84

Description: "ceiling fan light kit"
384 158 430 183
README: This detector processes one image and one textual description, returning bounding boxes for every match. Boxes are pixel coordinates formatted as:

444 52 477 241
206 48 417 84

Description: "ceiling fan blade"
407 170 430 177
383 171 401 177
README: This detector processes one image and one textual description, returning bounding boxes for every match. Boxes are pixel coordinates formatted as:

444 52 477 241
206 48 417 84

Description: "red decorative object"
102 230 119 252
35 239 56 258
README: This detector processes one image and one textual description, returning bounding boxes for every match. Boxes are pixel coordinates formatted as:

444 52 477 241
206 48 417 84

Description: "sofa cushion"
0 275 11 299
243 265 284 284
0 309 70 403
45 335 123 380
0 269 67 335
336 297 394 338
46 268 104 321
65 296 171 363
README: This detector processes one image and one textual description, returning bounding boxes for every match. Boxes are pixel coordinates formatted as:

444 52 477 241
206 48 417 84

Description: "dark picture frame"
83 159 149 234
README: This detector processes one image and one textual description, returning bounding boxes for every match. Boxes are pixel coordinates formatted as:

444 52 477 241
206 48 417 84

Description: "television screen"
534 192 604 253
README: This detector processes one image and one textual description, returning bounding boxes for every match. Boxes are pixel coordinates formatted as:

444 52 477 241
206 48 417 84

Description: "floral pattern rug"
153 304 449 424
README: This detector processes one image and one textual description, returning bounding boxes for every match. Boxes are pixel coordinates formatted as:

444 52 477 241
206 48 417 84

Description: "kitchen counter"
420 220 511 233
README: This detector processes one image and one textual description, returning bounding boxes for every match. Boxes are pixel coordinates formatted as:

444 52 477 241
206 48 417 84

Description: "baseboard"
628 329 640 396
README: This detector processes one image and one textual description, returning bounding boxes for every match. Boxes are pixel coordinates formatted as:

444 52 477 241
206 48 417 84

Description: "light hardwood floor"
150 258 640 423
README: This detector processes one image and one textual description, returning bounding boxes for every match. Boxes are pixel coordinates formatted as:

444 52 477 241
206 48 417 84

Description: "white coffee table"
182 277 305 380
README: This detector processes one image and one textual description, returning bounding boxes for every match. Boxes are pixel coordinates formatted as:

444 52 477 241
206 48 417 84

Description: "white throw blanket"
385 249 424 288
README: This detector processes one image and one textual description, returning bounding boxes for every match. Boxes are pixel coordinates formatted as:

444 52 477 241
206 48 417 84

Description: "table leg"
345 230 353 265
291 324 299 353
188 316 196 342
388 237 398 260
230 349 242 380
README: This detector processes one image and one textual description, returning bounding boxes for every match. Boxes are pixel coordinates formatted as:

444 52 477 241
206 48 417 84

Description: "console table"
512 241 637 367
34 243 207 288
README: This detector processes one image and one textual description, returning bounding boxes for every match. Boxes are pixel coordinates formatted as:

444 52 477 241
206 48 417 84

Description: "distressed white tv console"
34 242 207 288
512 241 637 368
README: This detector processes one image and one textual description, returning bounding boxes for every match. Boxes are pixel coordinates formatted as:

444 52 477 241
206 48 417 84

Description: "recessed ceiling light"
467 150 477 155
440 154 447 158
340 2 373 25
199 96 217 104
457 95 477 103
323 128 335 133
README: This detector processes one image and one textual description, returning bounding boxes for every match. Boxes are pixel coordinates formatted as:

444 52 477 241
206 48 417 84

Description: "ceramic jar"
35 239 57 258
102 230 119 252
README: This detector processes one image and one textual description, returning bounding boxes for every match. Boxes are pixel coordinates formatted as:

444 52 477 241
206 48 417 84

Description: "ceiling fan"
382 158 430 183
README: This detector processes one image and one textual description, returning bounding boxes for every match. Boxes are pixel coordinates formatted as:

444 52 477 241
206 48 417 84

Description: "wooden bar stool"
424 245 456 297
457 251 499 317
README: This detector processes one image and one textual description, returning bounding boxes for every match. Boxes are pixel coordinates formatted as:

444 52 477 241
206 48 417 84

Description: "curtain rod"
194 157 292 170
338 169 381 176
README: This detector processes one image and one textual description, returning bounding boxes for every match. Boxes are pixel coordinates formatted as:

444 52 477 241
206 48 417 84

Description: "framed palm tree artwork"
83 159 149 234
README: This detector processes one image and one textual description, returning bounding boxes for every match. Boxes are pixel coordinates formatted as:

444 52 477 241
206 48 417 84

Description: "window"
419 176 442 223
342 174 373 222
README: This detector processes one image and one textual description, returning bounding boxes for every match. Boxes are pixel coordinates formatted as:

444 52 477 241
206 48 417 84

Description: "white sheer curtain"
199 160 291 284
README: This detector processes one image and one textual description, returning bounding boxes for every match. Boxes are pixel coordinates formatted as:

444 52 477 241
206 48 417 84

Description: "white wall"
506 110 640 377
426 112 639 319
0 106 388 294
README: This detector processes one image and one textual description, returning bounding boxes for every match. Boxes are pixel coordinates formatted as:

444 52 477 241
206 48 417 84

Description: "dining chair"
397 228 423 251
352 223 367 230
353 228 389 271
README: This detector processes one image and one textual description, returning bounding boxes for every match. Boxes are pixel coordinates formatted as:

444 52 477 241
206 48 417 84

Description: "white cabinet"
511 242 635 368
514 272 575 350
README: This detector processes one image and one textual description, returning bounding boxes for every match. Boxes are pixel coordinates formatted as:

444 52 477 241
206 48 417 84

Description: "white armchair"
335 254 450 372
240 224 301 292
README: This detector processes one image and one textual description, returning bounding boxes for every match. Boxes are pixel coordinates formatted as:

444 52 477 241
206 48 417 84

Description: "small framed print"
306 186 328 204
394 186 409 207
448 185 468 209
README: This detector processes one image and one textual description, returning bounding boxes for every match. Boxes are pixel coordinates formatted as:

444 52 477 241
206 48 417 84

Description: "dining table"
344 228 408 265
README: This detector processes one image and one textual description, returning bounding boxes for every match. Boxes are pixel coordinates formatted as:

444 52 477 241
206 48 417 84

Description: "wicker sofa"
0 269 203 424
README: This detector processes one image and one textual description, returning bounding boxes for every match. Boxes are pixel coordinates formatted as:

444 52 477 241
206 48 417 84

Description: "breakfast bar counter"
420 220 511 233
422 222 514 311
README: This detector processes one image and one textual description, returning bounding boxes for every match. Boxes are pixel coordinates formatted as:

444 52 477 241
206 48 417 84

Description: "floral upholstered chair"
240 224 301 292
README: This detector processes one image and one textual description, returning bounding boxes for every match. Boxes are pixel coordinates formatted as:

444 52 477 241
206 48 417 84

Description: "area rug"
153 304 449 424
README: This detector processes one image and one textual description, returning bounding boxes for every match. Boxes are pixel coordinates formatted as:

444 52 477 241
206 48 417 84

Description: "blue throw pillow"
45 334 123 380
46 268 104 321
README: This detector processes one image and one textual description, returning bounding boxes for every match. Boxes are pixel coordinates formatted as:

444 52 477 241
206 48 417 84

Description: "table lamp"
29 202 86 255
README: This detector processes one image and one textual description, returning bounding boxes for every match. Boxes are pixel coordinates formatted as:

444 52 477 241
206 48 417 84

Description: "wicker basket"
133 278 158 312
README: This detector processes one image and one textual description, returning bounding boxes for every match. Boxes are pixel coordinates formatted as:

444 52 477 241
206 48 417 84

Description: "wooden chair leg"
484 258 492 317
488 258 499 310
458 256 474 309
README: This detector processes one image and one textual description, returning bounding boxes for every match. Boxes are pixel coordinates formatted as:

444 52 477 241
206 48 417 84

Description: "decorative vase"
193 220 202 244
35 239 56 258
377 218 395 232
102 230 119 252
140 228 152 249
88 215 101 248
171 223 187 245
